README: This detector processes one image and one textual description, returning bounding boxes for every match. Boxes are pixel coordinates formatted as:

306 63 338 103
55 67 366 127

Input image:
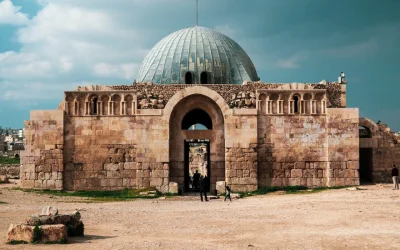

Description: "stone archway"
359 118 379 183
169 94 225 193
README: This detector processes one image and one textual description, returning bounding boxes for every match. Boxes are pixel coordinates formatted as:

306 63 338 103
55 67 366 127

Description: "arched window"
181 109 212 130
92 97 98 115
293 95 300 114
200 72 208 84
185 72 193 84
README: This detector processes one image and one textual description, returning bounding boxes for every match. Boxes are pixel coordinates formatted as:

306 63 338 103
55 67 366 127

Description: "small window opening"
200 72 208 84
185 72 193 84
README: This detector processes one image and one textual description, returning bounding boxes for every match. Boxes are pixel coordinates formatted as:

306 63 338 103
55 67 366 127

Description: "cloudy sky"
0 0 399 130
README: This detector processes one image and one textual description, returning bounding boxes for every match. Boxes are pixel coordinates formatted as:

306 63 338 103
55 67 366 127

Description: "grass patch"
17 187 164 201
239 185 354 197
0 157 19 164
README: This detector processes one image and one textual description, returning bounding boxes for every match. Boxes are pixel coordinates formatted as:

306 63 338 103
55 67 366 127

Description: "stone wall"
359 118 400 183
0 164 20 178
20 111 64 190
257 115 329 187
22 84 356 192
257 108 359 188
63 115 169 192
225 110 258 192
326 108 359 186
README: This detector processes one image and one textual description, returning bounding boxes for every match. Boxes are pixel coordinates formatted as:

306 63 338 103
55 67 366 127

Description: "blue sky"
0 0 399 131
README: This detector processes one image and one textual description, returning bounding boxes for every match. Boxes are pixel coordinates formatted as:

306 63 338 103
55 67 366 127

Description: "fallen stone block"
216 181 226 194
0 175 8 183
26 211 81 226
168 182 178 194
7 224 67 244
41 206 58 216
231 193 241 199
40 224 67 243
7 224 33 243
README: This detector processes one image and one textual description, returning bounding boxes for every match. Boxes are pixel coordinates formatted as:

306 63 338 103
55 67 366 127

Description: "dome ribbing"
137 26 259 84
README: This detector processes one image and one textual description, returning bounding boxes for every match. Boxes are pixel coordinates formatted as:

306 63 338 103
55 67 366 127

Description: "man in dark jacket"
199 175 208 202
391 164 399 190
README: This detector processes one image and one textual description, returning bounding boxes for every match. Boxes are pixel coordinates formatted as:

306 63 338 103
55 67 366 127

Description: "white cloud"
0 0 29 25
0 0 155 104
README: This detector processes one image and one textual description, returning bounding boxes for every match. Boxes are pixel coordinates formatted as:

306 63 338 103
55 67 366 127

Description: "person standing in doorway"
391 164 399 190
193 170 200 191
199 175 208 202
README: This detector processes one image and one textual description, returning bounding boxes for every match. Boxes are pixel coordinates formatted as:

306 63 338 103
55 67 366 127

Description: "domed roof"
137 26 259 84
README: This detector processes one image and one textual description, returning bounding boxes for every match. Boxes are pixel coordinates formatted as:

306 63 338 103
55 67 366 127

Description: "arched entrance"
359 125 373 183
358 118 379 184
169 94 225 193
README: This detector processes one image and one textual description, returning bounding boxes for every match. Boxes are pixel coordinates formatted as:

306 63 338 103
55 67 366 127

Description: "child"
224 185 232 202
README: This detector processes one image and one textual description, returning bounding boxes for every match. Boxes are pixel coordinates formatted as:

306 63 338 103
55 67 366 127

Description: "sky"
0 0 399 131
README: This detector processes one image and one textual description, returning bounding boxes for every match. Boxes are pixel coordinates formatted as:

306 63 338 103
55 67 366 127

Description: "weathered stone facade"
359 118 400 183
0 164 20 178
20 81 362 192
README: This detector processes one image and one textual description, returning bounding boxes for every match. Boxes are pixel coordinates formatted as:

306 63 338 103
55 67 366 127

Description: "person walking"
224 185 232 202
391 164 399 190
199 175 208 202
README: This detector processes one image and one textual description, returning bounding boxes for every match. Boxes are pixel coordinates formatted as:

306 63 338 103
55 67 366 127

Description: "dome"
137 26 259 84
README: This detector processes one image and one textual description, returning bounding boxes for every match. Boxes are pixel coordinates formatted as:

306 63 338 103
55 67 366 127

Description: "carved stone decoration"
103 145 136 165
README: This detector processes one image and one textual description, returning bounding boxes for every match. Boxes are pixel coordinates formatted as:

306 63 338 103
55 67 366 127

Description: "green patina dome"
137 26 259 84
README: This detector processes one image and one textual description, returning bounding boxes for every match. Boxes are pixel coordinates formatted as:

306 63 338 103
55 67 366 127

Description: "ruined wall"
359 118 400 183
0 164 20 178
20 111 64 190
63 115 169 192
326 108 359 186
257 115 329 187
371 127 400 182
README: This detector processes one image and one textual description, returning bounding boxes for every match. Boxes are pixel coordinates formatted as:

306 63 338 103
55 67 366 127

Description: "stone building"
20 26 396 193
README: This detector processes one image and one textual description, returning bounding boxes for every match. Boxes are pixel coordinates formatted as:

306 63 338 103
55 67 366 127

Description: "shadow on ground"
68 235 117 244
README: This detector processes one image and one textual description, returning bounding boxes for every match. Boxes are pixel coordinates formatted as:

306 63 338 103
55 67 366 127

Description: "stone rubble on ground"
6 206 84 244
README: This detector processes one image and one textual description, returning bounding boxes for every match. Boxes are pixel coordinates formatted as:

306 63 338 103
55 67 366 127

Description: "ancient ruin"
20 26 399 193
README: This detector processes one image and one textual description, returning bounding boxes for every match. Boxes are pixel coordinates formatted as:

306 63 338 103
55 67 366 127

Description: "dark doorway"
184 139 210 192
185 72 193 84
200 72 208 84
359 148 373 183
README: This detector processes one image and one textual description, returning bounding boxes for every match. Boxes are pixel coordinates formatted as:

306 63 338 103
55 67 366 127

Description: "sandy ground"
1 182 400 250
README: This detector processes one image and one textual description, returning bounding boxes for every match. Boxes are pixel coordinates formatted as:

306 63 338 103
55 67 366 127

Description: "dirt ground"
1 182 400 250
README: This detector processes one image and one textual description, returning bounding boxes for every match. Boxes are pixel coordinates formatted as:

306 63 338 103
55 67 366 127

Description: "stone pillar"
111 101 114 115
121 101 126 115
64 102 68 115
84 101 89 115
99 102 103 115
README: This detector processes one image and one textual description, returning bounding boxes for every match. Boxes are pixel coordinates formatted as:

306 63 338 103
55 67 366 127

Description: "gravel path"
1 182 399 250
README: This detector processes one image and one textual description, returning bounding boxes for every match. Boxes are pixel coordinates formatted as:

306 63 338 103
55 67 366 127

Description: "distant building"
5 135 13 143
18 129 24 138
